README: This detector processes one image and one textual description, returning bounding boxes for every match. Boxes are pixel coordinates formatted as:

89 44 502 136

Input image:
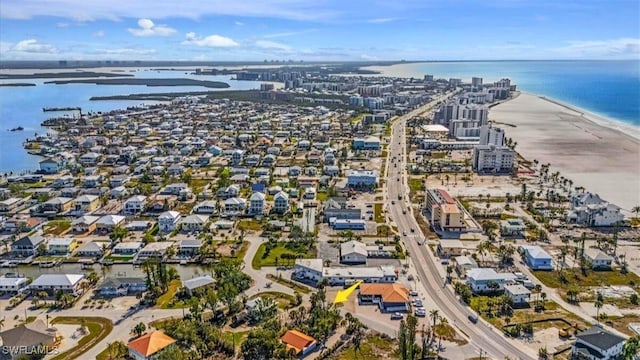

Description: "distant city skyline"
0 0 638 61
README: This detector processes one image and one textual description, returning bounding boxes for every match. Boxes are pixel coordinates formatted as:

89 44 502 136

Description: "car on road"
414 308 426 317
468 314 479 323
397 177 400 181
390 312 403 320
391 200 395 205
402 209 407 214
410 227 415 232
409 290 419 297
402 231 407 236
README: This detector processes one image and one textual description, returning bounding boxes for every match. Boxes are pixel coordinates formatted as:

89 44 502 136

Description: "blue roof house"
521 245 553 270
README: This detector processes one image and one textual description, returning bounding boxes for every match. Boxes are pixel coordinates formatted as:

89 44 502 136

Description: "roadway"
385 96 536 360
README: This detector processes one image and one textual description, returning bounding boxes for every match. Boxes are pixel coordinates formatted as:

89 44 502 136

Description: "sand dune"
490 92 640 212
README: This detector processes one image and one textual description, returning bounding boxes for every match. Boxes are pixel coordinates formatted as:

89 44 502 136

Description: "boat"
9 126 24 132
0 261 18 268
38 260 59 268
179 260 188 265
3 272 19 278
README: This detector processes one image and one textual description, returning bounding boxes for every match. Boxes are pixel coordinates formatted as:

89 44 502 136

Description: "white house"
346 170 378 188
273 191 289 214
293 259 324 283
466 268 509 293
248 192 266 216
504 284 531 305
340 240 368 264
584 248 614 270
224 197 247 216
179 214 209 233
123 195 147 215
158 211 181 233
571 326 626 360
566 193 624 227
29 274 84 294
0 277 29 294
192 200 217 214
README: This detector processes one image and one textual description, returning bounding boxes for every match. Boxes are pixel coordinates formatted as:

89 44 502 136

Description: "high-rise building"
471 77 483 86
472 125 515 173
479 124 505 146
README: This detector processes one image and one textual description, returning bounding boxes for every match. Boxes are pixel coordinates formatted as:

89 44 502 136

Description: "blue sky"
0 0 638 61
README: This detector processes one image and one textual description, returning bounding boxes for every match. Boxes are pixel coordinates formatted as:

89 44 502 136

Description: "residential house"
178 239 202 257
124 195 147 215
504 284 531 305
41 197 73 214
571 326 626 360
73 195 100 212
79 152 101 166
500 218 526 237
566 193 624 227
98 277 147 297
127 331 176 360
358 283 410 313
29 274 84 294
39 158 63 174
323 165 339 176
0 321 57 360
293 259 325 283
112 242 143 255
330 219 366 230
340 240 368 264
72 215 99 233
77 241 108 258
346 170 378 188
437 240 467 258
137 242 174 259
0 276 29 294
453 255 478 277
280 330 317 357
466 268 509 293
192 200 217 214
323 198 361 222
179 215 209 233
584 249 614 270
11 235 45 257
183 275 215 296
96 215 126 232
248 192 266 216
109 175 131 188
158 211 181 233
217 185 240 200
352 136 381 150
47 237 78 255
521 245 553 270
273 191 289 214
224 197 247 216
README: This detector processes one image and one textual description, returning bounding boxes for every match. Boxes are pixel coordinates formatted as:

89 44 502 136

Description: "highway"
384 97 536 360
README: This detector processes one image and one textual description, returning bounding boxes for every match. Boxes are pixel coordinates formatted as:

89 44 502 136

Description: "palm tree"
429 309 439 330
540 292 547 311
594 300 603 324
622 336 639 360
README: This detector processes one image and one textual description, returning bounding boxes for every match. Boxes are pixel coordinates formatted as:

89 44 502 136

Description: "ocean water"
0 70 265 173
367 60 640 126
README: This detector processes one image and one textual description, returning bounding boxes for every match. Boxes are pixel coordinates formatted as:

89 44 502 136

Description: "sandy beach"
490 92 640 212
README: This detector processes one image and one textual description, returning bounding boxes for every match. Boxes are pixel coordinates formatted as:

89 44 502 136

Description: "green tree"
240 328 287 360
622 336 639 360
251 297 277 324
106 341 128 360
132 322 146 337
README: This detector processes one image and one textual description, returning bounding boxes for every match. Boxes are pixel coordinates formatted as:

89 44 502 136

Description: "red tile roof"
127 331 176 357
280 329 316 354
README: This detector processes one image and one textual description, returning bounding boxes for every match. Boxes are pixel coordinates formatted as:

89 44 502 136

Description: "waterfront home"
466 268 512 293
340 240 368 264
521 245 553 270
72 215 99 233
98 277 147 297
137 242 174 259
0 321 57 360
183 275 215 296
566 193 624 227
178 239 202 257
280 330 317 357
500 218 526 237
11 235 45 257
39 157 64 174
123 195 147 215
158 211 181 233
73 195 100 212
47 237 78 255
0 276 29 294
273 191 289 214
127 331 176 360
358 283 410 313
3 216 45 233
77 241 108 258
29 274 84 295
112 242 143 255
583 248 614 270
179 214 209 233
504 284 531 305
96 215 126 232
571 326 626 360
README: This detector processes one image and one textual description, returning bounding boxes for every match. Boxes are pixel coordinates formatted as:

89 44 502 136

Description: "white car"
409 290 419 297
414 308 426 317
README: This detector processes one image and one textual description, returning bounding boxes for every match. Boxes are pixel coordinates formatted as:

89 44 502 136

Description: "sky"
0 0 639 61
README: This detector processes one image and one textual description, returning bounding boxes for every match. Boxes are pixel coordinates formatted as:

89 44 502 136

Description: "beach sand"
490 92 640 212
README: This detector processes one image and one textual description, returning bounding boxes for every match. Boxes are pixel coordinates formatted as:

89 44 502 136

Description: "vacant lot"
533 270 640 289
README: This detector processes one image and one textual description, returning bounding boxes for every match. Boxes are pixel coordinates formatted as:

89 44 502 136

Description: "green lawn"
374 203 384 223
408 178 424 194
248 291 296 309
43 220 72 236
316 192 329 201
156 280 187 309
532 269 640 288
50 317 113 360
252 243 313 269
222 330 250 350
338 334 396 360
238 219 262 232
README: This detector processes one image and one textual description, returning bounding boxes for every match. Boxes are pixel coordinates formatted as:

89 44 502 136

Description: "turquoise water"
373 60 640 125
0 70 264 173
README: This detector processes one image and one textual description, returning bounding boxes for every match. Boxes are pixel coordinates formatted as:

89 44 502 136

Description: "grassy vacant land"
434 323 468 345
43 220 71 236
408 178 425 194
50 317 113 360
374 203 384 223
156 280 186 309
533 270 640 289
266 274 312 294
316 191 329 201
249 291 296 309
238 219 263 232
252 243 313 269
337 334 397 360
602 313 640 336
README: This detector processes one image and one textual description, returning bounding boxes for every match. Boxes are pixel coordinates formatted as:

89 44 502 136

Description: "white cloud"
0 0 335 22
367 17 399 23
235 21 244 26
552 38 640 58
255 40 291 52
182 32 239 47
263 29 317 38
92 30 105 37
12 39 58 53
91 47 157 55
56 22 69 28
127 18 176 37
360 54 380 60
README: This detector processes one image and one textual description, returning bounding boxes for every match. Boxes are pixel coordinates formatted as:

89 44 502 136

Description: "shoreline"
490 92 640 212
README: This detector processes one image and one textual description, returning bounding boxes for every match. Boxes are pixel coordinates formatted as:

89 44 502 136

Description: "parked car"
409 290 419 297
414 308 426 317
412 299 423 307
391 312 403 320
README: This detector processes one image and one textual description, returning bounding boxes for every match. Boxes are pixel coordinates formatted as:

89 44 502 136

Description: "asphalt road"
385 97 536 360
